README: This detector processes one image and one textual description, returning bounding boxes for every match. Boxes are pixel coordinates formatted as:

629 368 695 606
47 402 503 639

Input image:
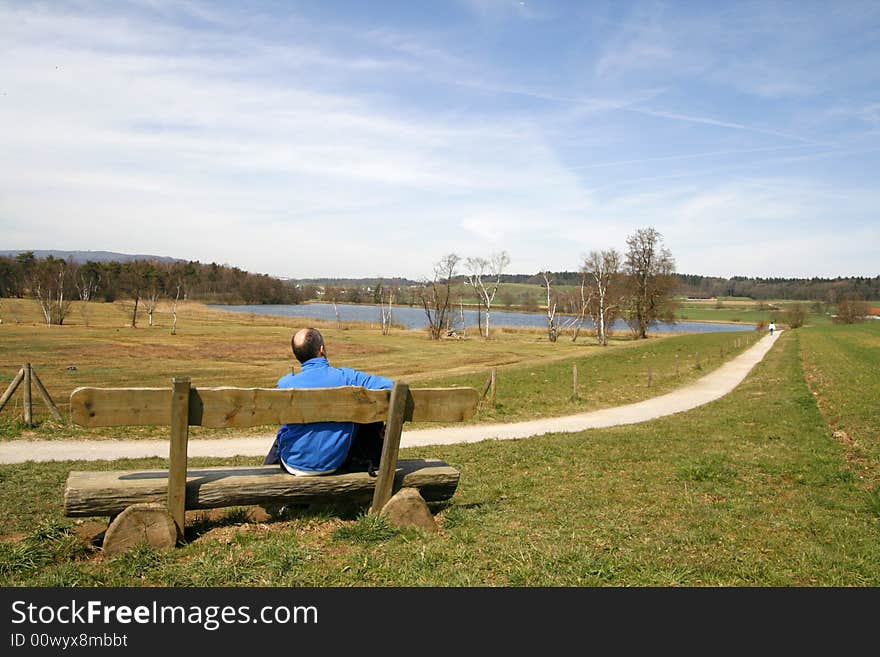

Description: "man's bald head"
292 328 325 363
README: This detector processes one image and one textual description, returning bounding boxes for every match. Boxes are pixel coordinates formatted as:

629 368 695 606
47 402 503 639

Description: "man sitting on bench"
264 327 394 476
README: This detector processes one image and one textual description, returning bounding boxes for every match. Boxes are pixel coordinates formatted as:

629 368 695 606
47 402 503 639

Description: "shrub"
834 298 869 324
782 303 807 329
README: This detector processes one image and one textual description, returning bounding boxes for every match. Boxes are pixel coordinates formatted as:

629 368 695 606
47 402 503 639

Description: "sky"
1 0 878 280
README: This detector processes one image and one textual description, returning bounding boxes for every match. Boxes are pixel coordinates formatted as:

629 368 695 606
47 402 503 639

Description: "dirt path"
0 332 781 463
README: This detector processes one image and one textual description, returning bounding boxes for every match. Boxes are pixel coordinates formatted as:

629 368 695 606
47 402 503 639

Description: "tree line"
3 233 874 335
496 271 879 303
0 253 302 327
675 273 879 302
302 268 879 308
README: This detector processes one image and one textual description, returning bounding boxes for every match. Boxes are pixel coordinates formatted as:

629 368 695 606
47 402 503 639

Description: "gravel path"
0 331 780 463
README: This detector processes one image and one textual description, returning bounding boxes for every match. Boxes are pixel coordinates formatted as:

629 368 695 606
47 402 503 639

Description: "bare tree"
465 251 510 339
380 284 396 336
119 260 150 328
623 227 678 339
419 254 460 340
170 280 182 335
566 270 593 343
28 257 72 326
166 264 188 335
583 249 623 346
143 264 167 328
458 297 467 338
74 261 101 302
73 260 101 327
324 285 343 328
541 270 559 342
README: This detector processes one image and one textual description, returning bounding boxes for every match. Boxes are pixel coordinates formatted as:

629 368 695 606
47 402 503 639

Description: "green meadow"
0 297 757 437
0 298 877 586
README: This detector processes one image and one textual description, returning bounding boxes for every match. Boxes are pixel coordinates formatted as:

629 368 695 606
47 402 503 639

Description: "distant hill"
0 250 183 264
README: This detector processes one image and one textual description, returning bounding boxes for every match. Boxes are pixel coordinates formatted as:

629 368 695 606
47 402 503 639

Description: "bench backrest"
70 385 479 428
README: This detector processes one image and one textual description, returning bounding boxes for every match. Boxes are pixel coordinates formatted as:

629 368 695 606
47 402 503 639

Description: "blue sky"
1 0 878 280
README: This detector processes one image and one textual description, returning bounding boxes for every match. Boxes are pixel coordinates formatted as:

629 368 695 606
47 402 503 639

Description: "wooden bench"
64 379 478 554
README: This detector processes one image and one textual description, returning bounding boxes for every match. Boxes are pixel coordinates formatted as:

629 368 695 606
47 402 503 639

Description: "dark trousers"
265 422 385 474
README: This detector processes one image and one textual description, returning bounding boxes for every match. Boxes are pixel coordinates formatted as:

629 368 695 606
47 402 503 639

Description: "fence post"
31 368 63 421
489 368 497 406
675 353 679 378
0 367 25 413
23 363 33 427
480 369 492 401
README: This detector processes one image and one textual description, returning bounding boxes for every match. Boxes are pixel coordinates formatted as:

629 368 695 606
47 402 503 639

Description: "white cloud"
573 178 880 278
595 41 678 79
457 0 550 22
1 2 878 280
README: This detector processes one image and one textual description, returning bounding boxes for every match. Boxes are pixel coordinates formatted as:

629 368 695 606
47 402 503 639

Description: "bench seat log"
64 459 459 518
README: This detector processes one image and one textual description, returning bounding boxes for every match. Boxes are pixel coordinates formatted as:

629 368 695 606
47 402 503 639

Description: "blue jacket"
275 357 394 472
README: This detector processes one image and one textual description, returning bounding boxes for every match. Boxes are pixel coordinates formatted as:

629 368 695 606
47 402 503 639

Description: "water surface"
211 302 755 334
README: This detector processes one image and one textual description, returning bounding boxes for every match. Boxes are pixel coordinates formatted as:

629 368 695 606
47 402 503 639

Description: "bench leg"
167 377 191 540
102 503 177 556
370 381 410 514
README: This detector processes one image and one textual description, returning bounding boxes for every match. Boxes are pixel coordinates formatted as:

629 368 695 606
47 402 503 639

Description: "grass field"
0 298 877 586
676 304 775 324
676 298 833 326
0 298 760 437
799 322 880 491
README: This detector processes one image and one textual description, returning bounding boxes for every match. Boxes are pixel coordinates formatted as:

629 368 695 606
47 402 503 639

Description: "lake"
209 302 756 334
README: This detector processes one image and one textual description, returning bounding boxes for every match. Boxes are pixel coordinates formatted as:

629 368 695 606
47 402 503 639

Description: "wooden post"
167 377 191 540
572 363 578 400
371 381 410 514
675 353 679 378
480 371 492 399
23 364 33 427
489 368 496 406
31 368 63 421
0 367 25 413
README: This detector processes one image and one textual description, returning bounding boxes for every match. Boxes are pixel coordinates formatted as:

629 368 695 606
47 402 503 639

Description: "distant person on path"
768 321 776 336
264 327 394 475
